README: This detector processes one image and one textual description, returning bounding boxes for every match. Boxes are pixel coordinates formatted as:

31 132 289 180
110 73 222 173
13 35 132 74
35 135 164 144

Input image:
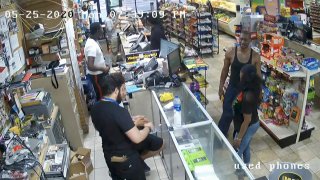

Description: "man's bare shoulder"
251 49 261 62
225 47 235 57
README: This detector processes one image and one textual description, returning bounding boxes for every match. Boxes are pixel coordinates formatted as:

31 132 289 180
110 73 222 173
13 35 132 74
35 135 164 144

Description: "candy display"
260 33 284 60
301 58 319 70
259 71 300 126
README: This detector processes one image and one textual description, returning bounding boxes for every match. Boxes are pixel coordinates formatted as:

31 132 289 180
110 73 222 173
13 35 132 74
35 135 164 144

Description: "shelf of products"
183 57 209 107
209 0 241 36
310 2 320 33
210 0 237 12
161 3 219 56
258 38 320 147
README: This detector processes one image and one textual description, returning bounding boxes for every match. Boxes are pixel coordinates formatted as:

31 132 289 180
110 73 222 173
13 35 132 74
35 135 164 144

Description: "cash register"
130 33 150 52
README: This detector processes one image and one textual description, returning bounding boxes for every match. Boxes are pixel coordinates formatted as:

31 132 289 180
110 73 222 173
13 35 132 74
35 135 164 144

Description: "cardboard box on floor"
69 147 93 180
69 161 88 180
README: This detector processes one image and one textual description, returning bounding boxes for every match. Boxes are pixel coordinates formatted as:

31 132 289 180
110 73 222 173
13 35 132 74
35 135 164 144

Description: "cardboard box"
74 147 93 174
69 161 88 180
41 44 50 54
40 53 59 62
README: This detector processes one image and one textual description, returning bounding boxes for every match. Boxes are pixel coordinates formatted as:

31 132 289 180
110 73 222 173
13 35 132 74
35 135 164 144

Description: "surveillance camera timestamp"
5 10 74 19
94 10 186 19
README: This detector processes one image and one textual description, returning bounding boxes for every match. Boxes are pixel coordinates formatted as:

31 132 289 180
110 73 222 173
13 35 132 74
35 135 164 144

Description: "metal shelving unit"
194 11 214 56
161 3 219 56
310 2 320 33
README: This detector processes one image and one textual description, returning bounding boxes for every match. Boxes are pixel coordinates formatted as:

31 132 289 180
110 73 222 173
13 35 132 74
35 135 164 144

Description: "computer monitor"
130 33 145 51
136 33 144 44
167 48 181 75
159 39 179 58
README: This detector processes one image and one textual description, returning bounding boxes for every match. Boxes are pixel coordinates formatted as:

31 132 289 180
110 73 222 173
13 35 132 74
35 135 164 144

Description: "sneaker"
143 161 151 173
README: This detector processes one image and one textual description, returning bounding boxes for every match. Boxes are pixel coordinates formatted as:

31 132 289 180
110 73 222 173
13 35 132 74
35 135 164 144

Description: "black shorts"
133 134 163 154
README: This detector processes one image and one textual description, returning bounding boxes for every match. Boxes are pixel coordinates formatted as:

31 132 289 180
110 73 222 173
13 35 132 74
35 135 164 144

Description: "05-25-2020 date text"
5 10 74 19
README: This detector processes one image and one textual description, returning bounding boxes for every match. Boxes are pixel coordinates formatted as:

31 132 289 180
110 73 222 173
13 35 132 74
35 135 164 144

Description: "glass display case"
152 85 210 127
150 83 255 180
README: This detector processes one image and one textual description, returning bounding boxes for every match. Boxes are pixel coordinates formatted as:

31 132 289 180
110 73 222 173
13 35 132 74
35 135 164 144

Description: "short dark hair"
148 15 160 25
90 22 101 35
239 64 261 101
99 72 125 96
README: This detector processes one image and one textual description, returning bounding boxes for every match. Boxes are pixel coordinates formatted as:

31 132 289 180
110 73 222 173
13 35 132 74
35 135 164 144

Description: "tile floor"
83 121 169 180
83 33 320 179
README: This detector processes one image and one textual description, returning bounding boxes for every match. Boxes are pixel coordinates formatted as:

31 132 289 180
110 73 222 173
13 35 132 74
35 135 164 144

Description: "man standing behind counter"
148 16 167 50
85 22 110 100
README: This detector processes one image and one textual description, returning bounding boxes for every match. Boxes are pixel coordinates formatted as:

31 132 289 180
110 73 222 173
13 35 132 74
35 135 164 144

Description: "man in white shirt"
85 22 110 100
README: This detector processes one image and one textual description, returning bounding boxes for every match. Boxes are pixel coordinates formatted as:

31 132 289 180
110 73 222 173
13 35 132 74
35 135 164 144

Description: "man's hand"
218 86 224 101
233 138 241 149
103 66 110 73
132 115 149 127
219 47 232 101
144 122 154 131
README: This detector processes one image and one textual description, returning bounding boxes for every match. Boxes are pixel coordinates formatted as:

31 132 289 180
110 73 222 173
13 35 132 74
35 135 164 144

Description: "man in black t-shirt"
90 72 164 180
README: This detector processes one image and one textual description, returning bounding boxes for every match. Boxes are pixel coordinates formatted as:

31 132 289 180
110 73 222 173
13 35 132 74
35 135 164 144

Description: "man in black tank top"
217 31 261 137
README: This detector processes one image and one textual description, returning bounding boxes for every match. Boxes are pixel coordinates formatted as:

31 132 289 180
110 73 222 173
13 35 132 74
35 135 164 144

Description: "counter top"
150 83 255 180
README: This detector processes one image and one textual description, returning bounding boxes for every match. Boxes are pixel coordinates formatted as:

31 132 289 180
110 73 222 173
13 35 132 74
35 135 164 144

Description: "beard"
116 91 122 104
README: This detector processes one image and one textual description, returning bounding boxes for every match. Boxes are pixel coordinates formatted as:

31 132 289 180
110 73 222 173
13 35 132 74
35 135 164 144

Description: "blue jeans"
218 84 239 136
235 121 260 164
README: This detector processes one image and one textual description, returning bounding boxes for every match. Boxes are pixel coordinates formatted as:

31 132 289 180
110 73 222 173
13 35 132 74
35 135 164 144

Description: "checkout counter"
117 23 255 178
150 83 255 180
118 17 159 63
127 82 255 180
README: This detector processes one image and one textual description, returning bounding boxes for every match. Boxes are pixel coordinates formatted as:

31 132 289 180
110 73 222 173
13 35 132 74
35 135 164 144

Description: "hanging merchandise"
259 68 303 127
282 88 298 116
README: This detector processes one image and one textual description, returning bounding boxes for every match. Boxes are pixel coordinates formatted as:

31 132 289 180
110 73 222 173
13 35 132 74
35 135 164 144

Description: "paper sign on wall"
0 16 8 32
9 51 21 76
4 40 12 59
10 34 19 51
18 47 25 67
